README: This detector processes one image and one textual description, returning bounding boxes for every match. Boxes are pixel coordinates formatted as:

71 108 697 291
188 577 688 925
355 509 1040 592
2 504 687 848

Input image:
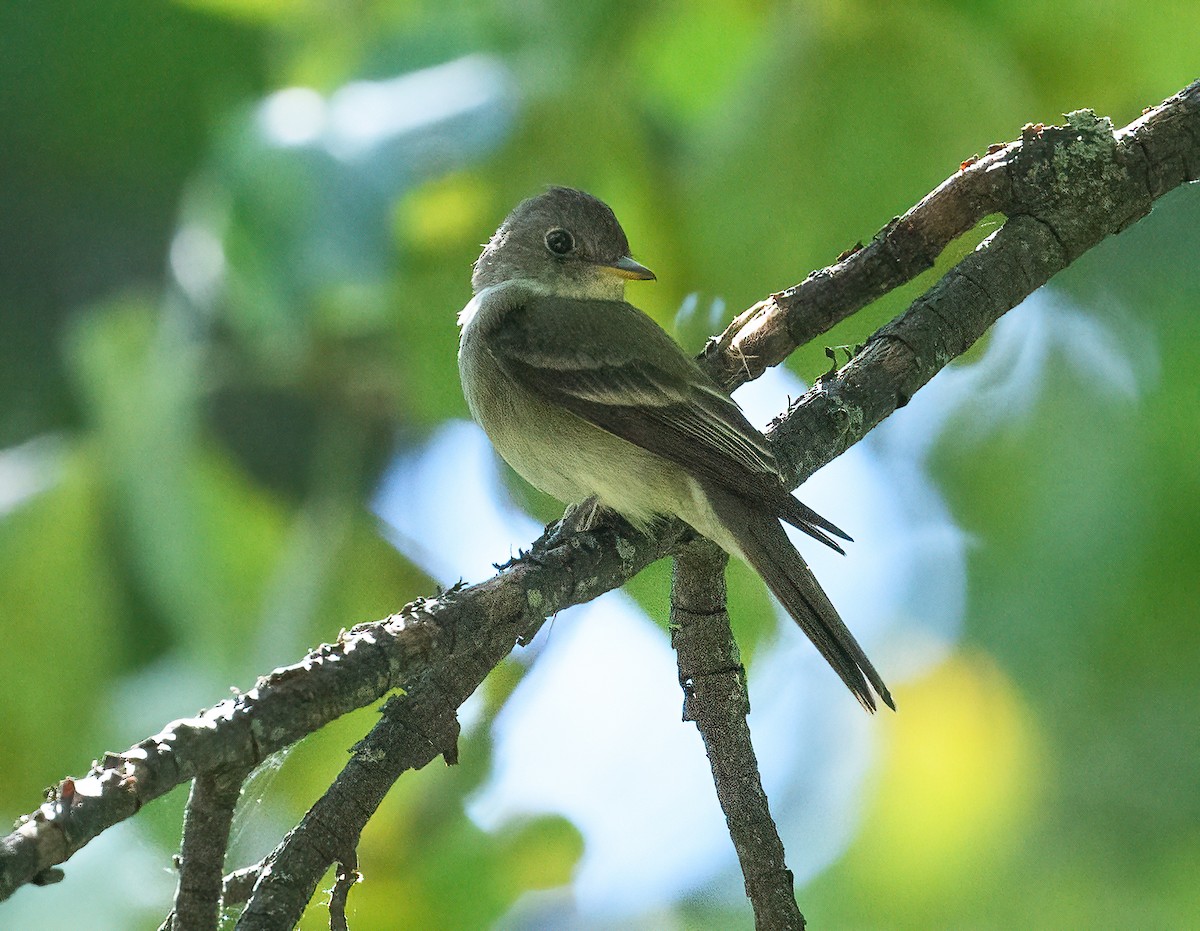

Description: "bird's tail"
704 485 894 712
778 495 853 555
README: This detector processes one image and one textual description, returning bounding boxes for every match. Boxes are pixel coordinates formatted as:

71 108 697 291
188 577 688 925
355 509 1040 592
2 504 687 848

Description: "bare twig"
0 518 682 905
162 765 253 931
222 865 261 907
672 540 804 931
328 851 360 931
703 84 1199 393
234 693 461 929
669 82 1199 927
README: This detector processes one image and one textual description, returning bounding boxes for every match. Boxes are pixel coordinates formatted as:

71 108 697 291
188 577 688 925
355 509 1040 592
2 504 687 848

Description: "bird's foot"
493 546 549 570
564 495 606 532
546 495 611 545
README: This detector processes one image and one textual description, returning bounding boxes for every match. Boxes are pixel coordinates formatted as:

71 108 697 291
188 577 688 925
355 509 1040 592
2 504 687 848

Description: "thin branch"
222 865 261 908
234 692 461 929
328 851 360 931
1 79 1196 909
0 515 677 904
672 541 803 931
162 765 253 931
701 144 1012 390
668 100 1200 911
704 83 1199 393
665 89 1200 927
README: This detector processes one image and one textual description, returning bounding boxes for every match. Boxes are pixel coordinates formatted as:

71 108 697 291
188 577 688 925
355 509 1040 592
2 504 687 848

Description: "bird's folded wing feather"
489 295 780 491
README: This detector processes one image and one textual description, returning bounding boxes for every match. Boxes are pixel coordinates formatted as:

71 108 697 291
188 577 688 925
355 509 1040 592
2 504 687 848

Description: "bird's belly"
459 342 691 530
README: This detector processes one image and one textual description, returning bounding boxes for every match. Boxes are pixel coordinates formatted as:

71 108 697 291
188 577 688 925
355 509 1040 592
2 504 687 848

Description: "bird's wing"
490 295 777 482
488 294 848 549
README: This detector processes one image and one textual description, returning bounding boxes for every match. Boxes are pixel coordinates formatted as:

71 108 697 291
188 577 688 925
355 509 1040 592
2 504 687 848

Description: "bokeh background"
2 2 1198 928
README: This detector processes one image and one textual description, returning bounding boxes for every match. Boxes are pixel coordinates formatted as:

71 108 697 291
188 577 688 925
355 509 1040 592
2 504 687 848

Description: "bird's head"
471 186 655 300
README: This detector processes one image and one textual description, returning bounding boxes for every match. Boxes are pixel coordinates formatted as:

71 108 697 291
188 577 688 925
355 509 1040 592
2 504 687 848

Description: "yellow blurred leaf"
852 651 1040 905
398 173 491 251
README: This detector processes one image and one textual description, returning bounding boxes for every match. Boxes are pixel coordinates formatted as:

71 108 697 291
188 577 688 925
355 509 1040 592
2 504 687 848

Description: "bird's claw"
493 546 550 570
546 495 610 546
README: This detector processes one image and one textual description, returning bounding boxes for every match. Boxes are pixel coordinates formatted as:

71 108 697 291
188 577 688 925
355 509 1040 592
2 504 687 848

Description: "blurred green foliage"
1 0 1198 927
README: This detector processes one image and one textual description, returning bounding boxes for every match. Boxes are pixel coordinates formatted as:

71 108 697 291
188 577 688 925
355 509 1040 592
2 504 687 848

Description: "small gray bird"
458 187 892 711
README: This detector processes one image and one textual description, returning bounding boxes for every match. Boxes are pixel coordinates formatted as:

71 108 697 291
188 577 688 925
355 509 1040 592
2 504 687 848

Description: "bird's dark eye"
544 228 575 256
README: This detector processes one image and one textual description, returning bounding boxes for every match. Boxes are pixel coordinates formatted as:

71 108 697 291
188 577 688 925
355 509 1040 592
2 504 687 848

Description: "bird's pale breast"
458 292 701 533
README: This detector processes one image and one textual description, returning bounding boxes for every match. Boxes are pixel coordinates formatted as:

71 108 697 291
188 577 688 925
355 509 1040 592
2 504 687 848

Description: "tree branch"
668 88 1197 923
672 540 804 930
1 79 1196 919
234 685 461 928
161 764 253 931
705 82 1199 394
328 850 360 931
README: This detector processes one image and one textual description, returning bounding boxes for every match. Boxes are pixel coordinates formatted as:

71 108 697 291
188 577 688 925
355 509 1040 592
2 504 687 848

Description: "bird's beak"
601 255 657 281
